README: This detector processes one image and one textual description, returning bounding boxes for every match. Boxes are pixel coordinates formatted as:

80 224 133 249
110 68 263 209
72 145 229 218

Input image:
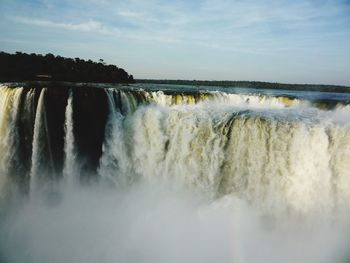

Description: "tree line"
0 51 134 83
137 79 350 93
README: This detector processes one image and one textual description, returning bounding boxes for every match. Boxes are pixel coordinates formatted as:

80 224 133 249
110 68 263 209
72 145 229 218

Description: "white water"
94 97 350 214
1 85 350 262
0 88 23 198
98 90 133 186
63 90 79 185
147 90 303 109
29 88 46 192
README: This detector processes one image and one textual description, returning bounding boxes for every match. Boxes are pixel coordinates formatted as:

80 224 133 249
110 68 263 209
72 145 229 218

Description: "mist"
1 180 350 263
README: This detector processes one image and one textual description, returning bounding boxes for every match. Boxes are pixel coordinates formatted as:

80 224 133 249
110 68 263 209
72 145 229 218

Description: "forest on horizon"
137 79 350 93
0 51 134 83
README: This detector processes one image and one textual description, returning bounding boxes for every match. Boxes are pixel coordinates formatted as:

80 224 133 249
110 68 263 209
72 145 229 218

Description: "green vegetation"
0 51 134 83
137 79 350 93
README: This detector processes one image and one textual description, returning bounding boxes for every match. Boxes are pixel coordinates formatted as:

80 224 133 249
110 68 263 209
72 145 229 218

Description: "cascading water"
63 89 79 185
1 83 350 263
29 88 49 192
98 89 131 186
0 83 349 208
0 87 23 199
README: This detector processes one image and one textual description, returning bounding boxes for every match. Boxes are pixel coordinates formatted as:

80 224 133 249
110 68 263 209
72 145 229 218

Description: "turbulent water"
0 82 350 263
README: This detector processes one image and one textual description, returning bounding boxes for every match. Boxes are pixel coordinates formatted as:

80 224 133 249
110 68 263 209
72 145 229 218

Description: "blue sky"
0 0 350 85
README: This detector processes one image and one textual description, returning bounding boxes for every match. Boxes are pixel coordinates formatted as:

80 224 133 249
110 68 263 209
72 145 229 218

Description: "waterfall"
0 84 348 213
29 88 47 192
98 89 131 186
63 89 79 185
116 105 345 213
0 88 23 199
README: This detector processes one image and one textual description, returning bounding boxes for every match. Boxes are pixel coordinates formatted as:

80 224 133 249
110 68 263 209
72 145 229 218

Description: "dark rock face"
2 85 110 188
72 87 109 178
44 87 70 177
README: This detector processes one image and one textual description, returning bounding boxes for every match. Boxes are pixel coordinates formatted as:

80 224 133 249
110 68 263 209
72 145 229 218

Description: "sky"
0 0 350 85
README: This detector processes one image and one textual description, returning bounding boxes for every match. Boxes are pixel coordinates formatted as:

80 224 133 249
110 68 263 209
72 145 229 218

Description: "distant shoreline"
136 79 350 93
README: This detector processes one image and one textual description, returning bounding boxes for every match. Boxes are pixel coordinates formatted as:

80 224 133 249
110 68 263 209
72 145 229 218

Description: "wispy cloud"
117 10 142 19
8 0 350 53
11 15 184 46
98 0 350 53
12 16 120 36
